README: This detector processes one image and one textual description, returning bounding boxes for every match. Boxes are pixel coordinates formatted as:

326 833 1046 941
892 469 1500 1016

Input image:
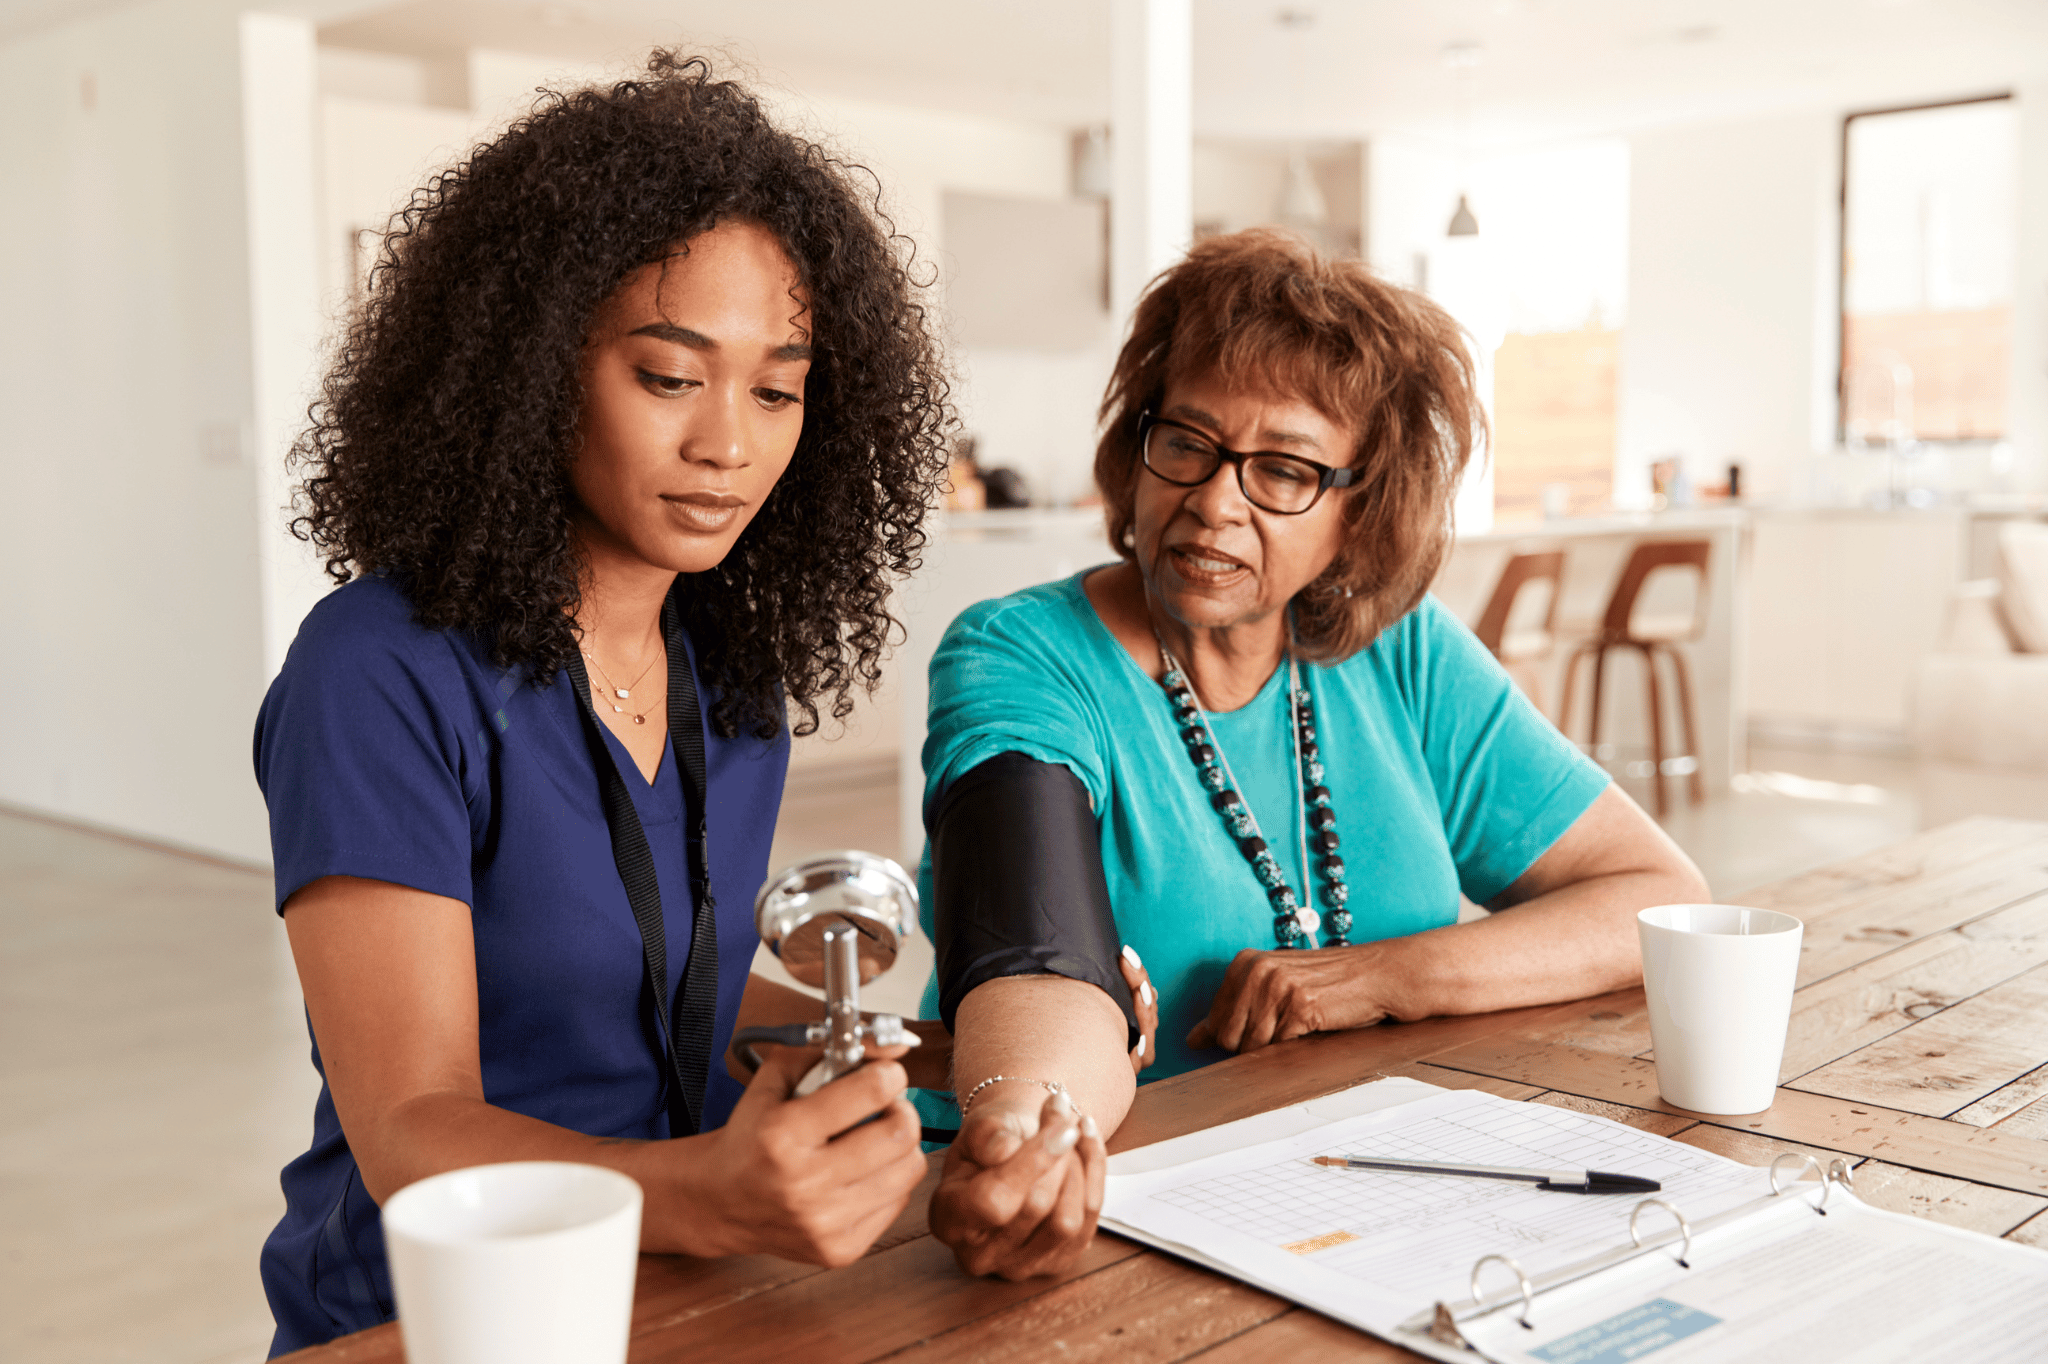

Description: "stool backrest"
1603 539 1711 639
1475 550 1566 657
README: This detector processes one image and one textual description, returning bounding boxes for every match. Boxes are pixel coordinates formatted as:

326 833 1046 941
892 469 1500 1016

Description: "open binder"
1102 1077 2048 1364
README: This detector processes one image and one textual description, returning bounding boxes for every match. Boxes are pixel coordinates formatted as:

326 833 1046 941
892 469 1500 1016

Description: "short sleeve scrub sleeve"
914 571 1609 1122
253 576 788 1357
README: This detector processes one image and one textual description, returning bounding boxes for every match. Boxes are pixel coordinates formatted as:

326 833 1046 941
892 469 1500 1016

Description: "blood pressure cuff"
929 751 1141 1050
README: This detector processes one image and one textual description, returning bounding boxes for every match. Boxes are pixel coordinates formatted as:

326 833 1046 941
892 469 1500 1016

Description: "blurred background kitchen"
5 0 2048 1358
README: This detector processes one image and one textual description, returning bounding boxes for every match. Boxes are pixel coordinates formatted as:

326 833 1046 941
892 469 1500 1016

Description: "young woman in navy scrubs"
254 55 953 1355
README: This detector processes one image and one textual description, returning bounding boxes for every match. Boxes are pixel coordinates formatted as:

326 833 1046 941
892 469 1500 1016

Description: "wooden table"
286 816 2048 1363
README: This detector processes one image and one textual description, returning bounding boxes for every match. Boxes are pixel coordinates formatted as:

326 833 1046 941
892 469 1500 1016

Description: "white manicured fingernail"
1139 981 1155 1007
1082 1115 1101 1139
1142 1036 1150 1058
1121 945 1143 969
1046 1125 1080 1156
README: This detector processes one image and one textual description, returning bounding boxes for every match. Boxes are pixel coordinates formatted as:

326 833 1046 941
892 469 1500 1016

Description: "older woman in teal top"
918 229 1708 1280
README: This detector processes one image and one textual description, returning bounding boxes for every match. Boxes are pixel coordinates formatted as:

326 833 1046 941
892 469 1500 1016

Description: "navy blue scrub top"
253 575 786 1357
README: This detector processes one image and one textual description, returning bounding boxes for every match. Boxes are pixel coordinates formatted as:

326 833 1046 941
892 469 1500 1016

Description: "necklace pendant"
632 714 647 725
616 688 630 699
610 704 622 713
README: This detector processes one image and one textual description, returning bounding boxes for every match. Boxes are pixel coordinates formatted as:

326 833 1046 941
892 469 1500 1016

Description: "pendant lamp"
1447 194 1479 237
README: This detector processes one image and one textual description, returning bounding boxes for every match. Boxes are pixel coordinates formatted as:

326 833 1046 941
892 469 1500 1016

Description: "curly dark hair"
1096 229 1481 661
293 52 953 738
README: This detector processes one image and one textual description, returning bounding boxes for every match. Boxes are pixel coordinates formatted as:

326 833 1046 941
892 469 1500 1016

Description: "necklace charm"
583 644 662 731
1159 636 1351 950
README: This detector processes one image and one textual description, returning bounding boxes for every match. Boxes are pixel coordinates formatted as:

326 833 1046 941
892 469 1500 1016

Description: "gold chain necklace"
581 642 664 726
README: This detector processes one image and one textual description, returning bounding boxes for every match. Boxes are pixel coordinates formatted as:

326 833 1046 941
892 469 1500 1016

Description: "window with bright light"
1841 97 2015 444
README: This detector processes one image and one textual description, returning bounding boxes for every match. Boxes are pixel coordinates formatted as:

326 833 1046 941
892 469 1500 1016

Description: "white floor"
2 744 2044 1362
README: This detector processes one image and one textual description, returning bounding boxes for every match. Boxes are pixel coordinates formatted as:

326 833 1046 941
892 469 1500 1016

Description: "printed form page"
1104 1088 1772 1340
1459 1192 2048 1364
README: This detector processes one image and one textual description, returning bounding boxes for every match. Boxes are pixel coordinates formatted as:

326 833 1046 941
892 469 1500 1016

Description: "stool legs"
1638 643 1667 818
1559 638 1704 817
1559 644 1588 741
1664 644 1707 805
1588 644 1609 750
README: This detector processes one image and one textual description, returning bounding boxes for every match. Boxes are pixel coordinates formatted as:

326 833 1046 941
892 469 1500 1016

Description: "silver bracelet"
959 1075 1069 1118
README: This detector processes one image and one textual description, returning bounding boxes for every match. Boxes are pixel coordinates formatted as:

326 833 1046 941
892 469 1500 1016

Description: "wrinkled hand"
1187 944 1391 1053
1119 946 1158 1074
928 1087 1106 1280
685 1043 927 1266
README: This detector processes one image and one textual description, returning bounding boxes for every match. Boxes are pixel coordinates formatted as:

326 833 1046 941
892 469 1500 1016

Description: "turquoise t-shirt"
915 570 1609 1116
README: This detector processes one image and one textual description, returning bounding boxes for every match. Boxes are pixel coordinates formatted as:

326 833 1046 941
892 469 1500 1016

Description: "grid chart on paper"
1149 1104 1741 1298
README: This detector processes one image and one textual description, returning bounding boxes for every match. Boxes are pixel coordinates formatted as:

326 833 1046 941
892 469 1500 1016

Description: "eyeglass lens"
1144 424 1325 513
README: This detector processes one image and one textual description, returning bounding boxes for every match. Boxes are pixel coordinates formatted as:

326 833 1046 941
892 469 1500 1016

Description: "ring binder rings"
1469 1255 1536 1331
1627 1198 1692 1266
1104 1077 2048 1364
1420 1158 1850 1352
1767 1151 1834 1208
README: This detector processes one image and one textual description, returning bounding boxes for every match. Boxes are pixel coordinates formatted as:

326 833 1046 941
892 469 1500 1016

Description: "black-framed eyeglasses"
1136 411 1359 515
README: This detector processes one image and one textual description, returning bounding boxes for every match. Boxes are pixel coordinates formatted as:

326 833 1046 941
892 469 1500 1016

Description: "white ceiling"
318 0 1114 124
9 0 2046 145
315 0 2048 146
1201 0 2048 146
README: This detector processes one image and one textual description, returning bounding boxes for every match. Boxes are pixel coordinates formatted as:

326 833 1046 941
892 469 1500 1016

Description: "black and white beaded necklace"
1155 630 1353 950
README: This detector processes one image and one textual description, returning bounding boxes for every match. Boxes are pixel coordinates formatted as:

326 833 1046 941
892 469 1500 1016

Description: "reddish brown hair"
1095 228 1482 660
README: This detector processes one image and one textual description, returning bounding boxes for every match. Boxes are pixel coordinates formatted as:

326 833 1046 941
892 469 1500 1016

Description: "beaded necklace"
1155 631 1352 950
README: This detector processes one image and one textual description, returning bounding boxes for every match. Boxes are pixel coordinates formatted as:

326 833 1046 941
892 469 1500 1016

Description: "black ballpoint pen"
1311 1154 1661 1194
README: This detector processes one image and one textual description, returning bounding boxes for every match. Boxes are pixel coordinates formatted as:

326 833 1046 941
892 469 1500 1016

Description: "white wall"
0 0 305 863
1616 110 1841 507
779 89 1112 511
319 97 472 305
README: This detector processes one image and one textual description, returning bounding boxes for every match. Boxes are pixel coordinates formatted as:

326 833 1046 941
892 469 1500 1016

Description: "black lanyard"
566 589 720 1138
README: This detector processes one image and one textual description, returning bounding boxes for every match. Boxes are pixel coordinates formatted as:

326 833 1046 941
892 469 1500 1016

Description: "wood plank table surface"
284 816 2048 1363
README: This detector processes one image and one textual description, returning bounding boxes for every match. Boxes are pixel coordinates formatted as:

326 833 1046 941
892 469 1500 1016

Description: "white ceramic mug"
1638 903 1803 1115
382 1161 642 1364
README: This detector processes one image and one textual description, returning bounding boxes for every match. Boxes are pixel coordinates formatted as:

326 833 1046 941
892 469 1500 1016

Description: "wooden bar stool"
1473 550 1565 718
1558 539 1711 817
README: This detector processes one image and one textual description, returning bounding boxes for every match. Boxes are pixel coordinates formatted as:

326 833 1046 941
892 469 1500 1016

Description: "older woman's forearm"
1370 862 1703 1021
952 975 1136 1134
1366 782 1708 1021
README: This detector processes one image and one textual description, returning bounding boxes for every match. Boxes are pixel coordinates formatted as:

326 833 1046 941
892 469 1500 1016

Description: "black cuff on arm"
929 752 1141 1051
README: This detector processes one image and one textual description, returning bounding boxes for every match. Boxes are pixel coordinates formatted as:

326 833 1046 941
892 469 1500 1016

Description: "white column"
240 11 329 679
1110 0 1192 341
2010 78 2048 492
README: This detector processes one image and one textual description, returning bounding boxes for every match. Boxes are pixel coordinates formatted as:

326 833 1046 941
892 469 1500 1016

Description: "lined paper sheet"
1104 1088 1773 1338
